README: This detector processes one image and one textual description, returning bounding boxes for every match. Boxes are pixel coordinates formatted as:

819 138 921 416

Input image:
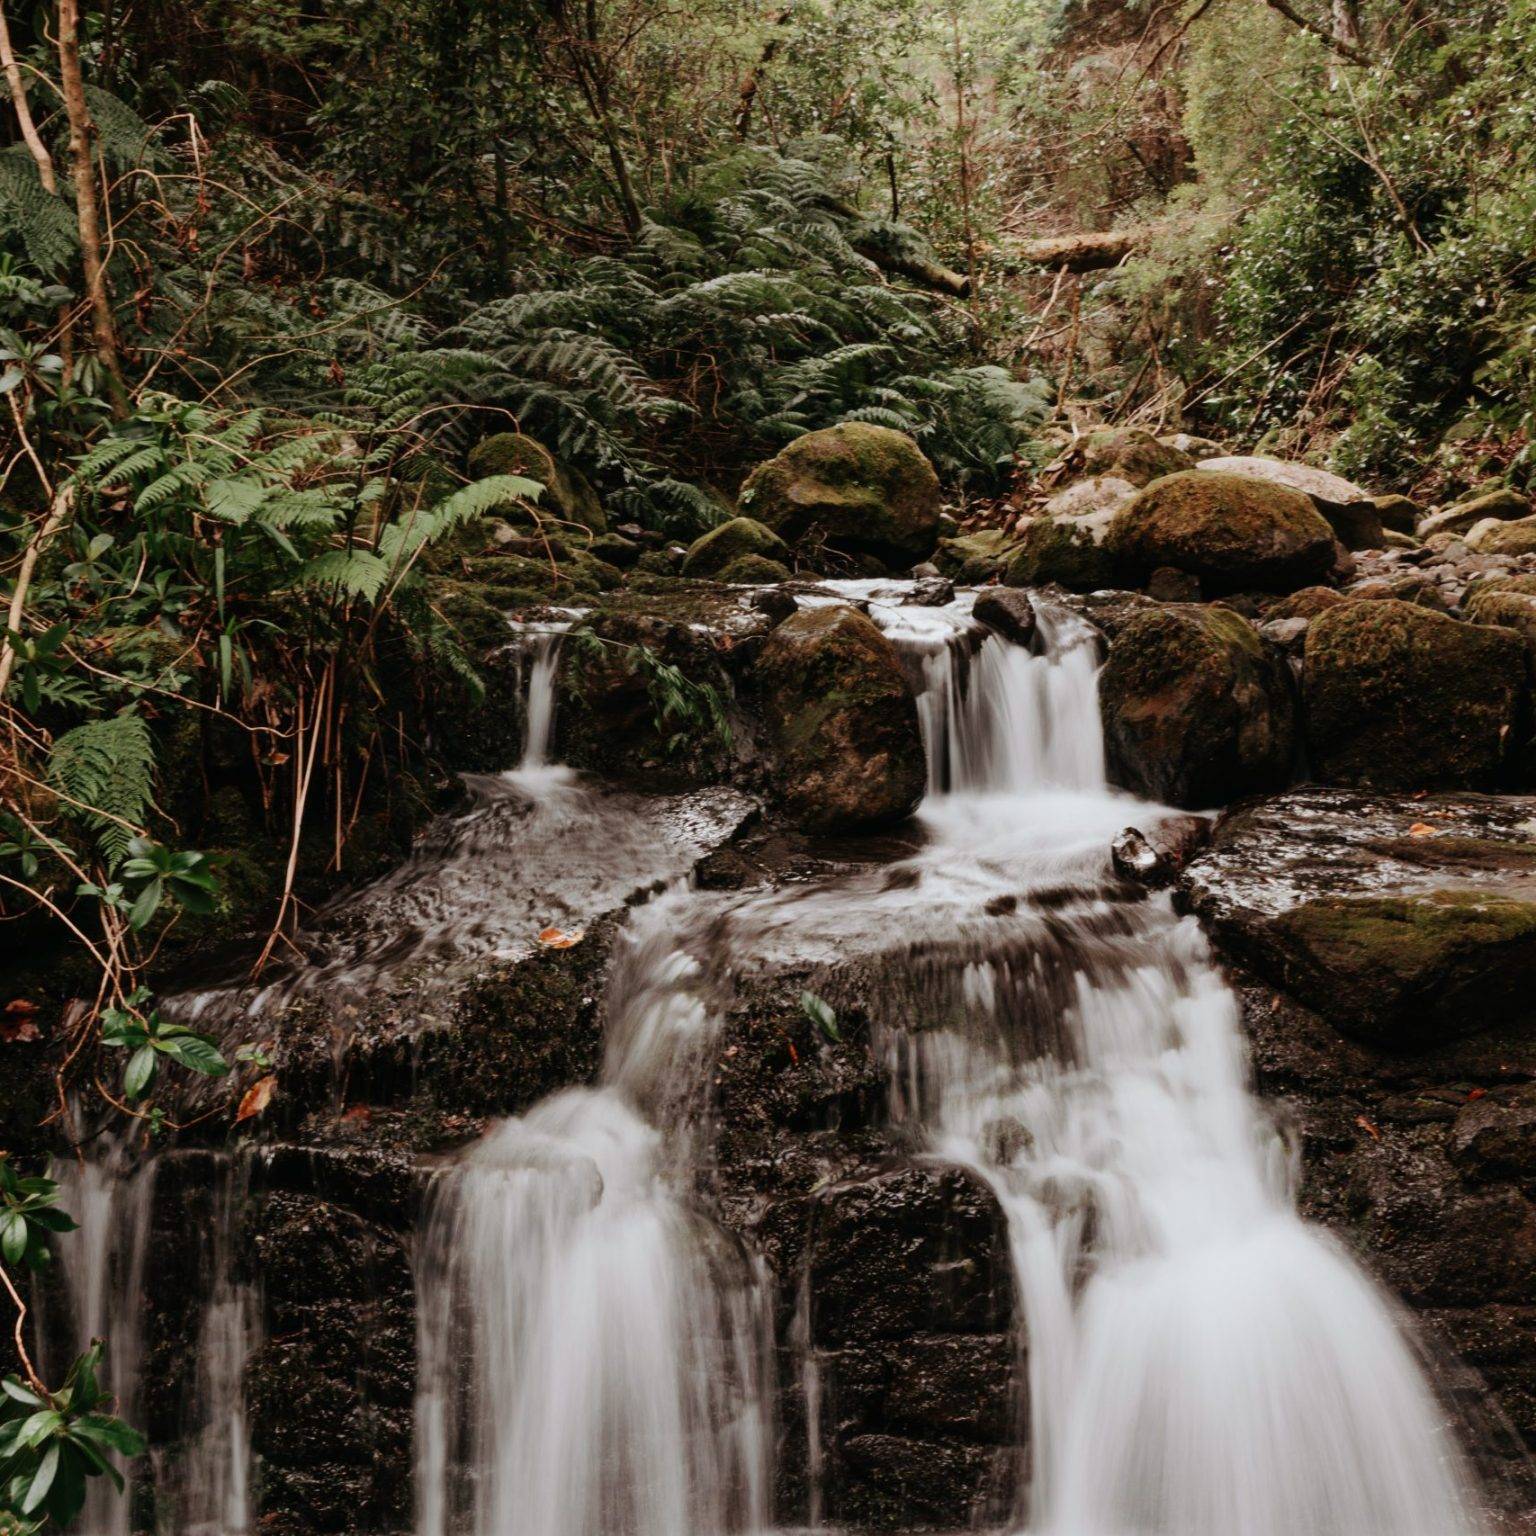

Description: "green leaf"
127 877 163 931
0 1212 26 1266
20 1443 59 1515
123 1043 157 1100
155 1031 228 1077
800 990 841 1044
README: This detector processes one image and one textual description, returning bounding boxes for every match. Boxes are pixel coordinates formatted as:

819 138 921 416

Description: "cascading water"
852 584 1489 1536
413 889 772 1532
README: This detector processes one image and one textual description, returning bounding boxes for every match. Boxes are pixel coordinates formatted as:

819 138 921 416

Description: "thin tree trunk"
1261 0 1370 64
57 0 129 415
734 7 792 140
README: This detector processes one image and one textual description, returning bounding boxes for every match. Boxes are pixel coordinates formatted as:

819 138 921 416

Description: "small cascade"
413 891 773 1536
857 588 1491 1536
48 1148 156 1536
508 619 571 778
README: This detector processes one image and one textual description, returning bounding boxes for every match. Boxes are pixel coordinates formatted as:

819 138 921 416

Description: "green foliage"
99 992 230 1102
46 713 157 865
0 1162 75 1274
799 989 842 1044
0 1344 146 1533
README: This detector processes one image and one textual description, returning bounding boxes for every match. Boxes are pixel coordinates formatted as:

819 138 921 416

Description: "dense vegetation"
5 0 1536 1525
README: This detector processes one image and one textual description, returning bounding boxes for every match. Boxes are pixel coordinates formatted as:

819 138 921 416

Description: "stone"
1105 471 1337 595
680 515 790 578
1146 566 1201 603
1159 432 1225 461
1111 815 1210 888
1079 426 1195 487
1382 528 1422 552
1373 494 1422 534
934 528 1026 583
1265 586 1345 621
715 553 793 584
1467 514 1536 557
1194 455 1383 548
1098 605 1296 809
1418 488 1530 540
1302 600 1525 790
1041 474 1138 520
1450 1090 1536 1181
972 588 1037 649
466 431 607 533
902 575 956 607
1003 514 1117 592
740 423 942 568
1259 616 1310 655
1347 572 1450 611
1269 891 1536 1051
752 604 927 832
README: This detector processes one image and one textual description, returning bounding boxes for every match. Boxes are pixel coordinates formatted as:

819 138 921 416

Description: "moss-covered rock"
716 553 793 584
1265 586 1347 621
751 605 925 832
1271 889 1536 1050
1002 515 1117 592
1373 494 1421 534
934 528 1026 584
1418 487 1529 539
467 432 608 534
1467 514 1536 556
680 516 790 578
1098 604 1295 808
1105 471 1336 595
1303 600 1525 790
1079 427 1194 487
740 423 942 568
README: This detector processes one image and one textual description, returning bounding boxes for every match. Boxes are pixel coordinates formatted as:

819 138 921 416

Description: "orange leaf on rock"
1 1000 41 1043
235 1074 277 1123
1408 822 1439 838
537 926 584 949
1355 1115 1381 1141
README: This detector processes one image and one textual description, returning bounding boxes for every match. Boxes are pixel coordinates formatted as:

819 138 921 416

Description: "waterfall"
509 620 571 778
414 895 773 1536
858 586 1489 1536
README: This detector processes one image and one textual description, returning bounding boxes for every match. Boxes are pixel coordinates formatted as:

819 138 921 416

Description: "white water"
414 892 773 1536
855 585 1488 1536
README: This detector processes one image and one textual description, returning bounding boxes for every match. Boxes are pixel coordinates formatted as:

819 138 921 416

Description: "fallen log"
1007 228 1147 272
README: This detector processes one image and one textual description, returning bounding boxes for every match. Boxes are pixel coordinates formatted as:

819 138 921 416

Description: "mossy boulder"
680 516 790 578
1270 889 1536 1050
1079 427 1195 487
1195 456 1382 548
1003 515 1117 593
1302 600 1525 790
716 554 792 584
1098 605 1295 808
1467 514 1536 556
934 528 1026 583
1105 471 1337 595
751 605 926 832
1265 586 1346 621
1373 494 1421 534
467 432 607 534
740 423 942 568
1418 487 1529 540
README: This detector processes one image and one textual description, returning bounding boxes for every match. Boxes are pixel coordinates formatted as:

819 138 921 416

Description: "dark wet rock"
1111 814 1211 888
1098 604 1296 809
1145 566 1201 603
246 1190 415 1535
902 575 955 607
828 1431 1013 1532
1302 600 1525 790
1079 426 1195 487
1106 471 1337 595
466 431 607 534
1450 1088 1536 1182
1347 571 1451 610
752 605 926 833
741 423 942 569
1179 787 1536 1050
680 515 790 578
973 588 1037 649
750 585 799 625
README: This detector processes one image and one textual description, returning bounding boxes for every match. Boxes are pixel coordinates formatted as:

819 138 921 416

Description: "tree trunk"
57 0 129 415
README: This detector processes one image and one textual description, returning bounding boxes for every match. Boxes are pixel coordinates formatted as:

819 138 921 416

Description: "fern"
46 711 157 865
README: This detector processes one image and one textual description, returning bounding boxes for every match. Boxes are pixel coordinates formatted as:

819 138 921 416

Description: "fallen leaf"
340 1104 372 1126
1408 822 1439 838
235 1074 277 1123
537 926 584 949
1 1000 41 1043
1467 1087 1487 1102
1355 1115 1381 1141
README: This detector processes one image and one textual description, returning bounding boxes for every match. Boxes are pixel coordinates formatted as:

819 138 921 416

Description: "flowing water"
65 581 1495 1536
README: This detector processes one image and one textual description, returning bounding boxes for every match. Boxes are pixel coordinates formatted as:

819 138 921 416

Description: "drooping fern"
46 710 157 865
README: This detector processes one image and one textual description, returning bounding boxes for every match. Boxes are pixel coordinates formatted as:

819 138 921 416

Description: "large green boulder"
752 605 926 832
680 516 789 578
1418 486 1528 540
740 423 942 568
1302 600 1525 790
1105 471 1336 595
1271 890 1536 1050
1098 605 1295 808
467 432 607 534
1467 514 1536 557
934 527 1026 583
